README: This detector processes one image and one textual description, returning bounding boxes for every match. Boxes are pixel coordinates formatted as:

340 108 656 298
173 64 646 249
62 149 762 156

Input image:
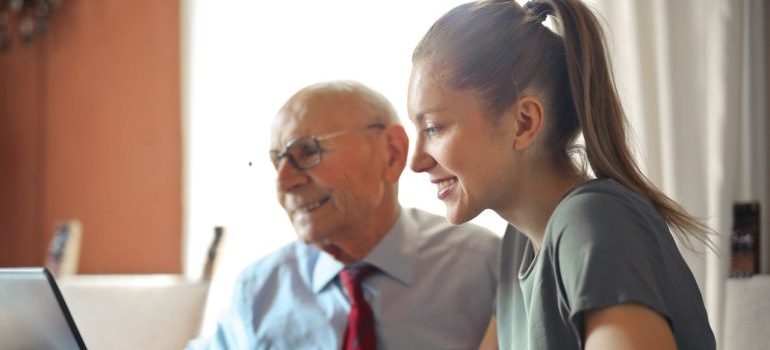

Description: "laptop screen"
0 267 87 350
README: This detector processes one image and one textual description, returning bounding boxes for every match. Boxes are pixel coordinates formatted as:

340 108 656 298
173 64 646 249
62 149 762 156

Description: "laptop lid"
0 267 87 350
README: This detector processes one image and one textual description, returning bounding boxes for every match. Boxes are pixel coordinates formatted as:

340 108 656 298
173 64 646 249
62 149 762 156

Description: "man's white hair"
282 80 400 125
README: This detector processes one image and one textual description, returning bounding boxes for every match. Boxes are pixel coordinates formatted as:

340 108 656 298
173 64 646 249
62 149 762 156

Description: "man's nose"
276 158 309 192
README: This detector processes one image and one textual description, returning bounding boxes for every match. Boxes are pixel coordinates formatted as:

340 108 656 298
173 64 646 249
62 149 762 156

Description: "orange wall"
0 33 44 267
0 0 181 273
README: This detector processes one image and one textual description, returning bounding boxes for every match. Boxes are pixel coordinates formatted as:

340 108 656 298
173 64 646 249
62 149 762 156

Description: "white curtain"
585 0 767 348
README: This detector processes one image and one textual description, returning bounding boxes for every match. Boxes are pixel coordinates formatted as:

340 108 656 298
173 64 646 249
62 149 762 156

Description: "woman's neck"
497 165 588 251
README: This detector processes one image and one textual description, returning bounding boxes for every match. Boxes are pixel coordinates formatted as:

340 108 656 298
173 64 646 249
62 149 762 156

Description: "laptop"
0 267 87 350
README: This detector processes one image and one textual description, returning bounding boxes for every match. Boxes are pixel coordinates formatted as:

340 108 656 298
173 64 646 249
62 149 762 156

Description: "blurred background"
0 0 768 349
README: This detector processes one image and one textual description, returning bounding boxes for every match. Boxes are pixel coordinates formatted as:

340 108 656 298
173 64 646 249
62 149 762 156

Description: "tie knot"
339 264 376 291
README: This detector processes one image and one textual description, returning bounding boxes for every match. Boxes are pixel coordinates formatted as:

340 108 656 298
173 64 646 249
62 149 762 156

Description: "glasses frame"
270 123 386 170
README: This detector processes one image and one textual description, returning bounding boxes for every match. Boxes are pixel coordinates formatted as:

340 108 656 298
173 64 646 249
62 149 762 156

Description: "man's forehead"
272 92 370 143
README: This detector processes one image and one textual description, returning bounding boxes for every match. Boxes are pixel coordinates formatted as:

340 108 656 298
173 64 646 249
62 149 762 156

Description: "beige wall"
0 0 181 273
765 1 770 273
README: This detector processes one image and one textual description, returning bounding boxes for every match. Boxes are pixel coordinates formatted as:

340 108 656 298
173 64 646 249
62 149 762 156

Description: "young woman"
407 0 716 349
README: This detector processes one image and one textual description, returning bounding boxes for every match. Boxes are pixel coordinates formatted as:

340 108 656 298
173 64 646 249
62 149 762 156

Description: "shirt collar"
312 251 344 293
311 208 418 293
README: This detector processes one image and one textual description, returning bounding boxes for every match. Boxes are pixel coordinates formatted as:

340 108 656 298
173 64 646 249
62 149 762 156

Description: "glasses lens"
287 137 321 169
269 150 281 169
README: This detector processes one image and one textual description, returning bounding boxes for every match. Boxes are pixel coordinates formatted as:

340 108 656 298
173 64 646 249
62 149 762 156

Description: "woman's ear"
508 95 545 150
383 124 409 183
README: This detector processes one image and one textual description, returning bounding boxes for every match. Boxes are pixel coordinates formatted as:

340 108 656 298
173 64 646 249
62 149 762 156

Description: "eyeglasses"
270 123 386 170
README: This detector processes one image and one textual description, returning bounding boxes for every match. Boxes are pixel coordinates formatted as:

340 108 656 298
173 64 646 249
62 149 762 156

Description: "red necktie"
340 265 377 350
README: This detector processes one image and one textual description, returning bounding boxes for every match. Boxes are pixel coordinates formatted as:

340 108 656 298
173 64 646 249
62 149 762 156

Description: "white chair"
723 276 770 350
58 275 209 350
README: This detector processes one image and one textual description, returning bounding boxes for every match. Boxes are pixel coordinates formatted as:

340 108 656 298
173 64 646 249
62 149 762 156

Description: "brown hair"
413 0 712 247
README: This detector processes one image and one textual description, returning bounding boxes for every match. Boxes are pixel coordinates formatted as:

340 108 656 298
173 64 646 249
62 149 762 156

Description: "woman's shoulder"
545 178 667 248
555 178 657 218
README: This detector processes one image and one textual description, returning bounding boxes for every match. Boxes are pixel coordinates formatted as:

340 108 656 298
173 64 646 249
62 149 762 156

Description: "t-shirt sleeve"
549 191 671 328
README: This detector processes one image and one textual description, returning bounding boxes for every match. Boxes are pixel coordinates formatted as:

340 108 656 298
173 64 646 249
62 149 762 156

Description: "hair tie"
524 1 553 24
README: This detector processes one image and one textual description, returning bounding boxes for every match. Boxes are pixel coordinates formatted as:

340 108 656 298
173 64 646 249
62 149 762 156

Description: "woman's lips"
432 177 458 200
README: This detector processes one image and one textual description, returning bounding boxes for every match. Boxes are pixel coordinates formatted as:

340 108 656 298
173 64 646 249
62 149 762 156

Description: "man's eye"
296 143 320 158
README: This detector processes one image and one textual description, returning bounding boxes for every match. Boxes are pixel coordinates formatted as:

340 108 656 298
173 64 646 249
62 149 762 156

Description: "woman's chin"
445 205 478 225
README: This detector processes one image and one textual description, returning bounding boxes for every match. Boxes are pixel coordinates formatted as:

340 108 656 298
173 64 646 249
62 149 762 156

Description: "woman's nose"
409 137 436 173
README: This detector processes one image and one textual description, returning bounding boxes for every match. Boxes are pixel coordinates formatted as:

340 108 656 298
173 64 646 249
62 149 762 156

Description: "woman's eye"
423 124 441 136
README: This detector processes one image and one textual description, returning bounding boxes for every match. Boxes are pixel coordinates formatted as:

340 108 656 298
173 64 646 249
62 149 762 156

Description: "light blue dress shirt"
186 207 500 350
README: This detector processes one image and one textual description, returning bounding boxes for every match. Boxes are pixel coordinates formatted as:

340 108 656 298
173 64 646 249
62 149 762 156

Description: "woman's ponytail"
547 0 712 246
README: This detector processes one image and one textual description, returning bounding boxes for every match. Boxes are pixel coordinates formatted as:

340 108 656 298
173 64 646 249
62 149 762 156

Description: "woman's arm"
477 315 498 350
584 303 676 350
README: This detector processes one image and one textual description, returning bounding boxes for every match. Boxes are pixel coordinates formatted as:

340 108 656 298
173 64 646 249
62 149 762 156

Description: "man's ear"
508 95 545 151
382 124 409 183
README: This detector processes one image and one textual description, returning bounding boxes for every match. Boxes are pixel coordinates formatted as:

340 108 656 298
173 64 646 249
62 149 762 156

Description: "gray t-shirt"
497 179 715 350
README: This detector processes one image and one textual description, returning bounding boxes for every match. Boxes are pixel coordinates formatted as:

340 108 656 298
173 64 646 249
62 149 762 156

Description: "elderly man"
186 81 499 350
